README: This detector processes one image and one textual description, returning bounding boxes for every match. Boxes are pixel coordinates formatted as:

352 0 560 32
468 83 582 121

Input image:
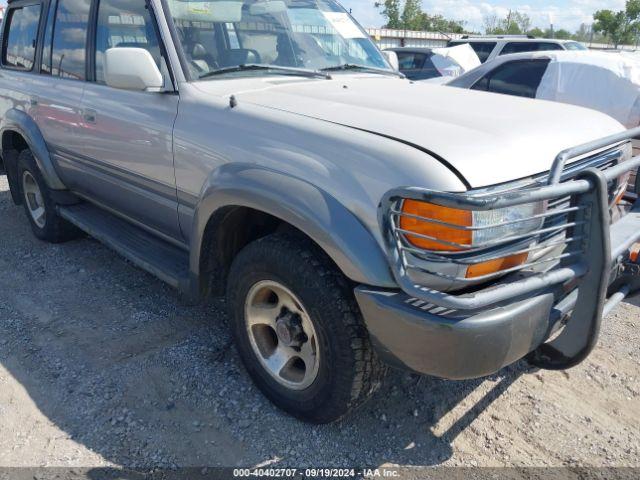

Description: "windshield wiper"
321 64 404 78
200 64 331 80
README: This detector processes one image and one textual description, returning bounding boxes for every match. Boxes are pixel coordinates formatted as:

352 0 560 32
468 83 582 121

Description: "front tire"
18 150 80 243
227 233 387 423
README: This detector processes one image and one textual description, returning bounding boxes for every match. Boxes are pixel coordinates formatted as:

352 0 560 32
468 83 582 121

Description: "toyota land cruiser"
1 0 639 423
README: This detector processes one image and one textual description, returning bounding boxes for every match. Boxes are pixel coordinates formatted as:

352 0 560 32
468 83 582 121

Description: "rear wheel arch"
1 129 31 204
1 109 67 192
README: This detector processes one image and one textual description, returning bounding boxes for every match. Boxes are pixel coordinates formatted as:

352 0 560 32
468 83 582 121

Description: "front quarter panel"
174 81 467 288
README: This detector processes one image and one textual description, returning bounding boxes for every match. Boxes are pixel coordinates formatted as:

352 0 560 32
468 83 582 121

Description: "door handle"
83 109 97 123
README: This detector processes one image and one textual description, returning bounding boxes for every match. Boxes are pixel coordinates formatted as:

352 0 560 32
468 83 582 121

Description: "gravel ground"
0 172 639 471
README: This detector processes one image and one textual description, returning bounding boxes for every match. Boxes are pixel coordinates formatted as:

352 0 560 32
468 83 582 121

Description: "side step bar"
58 203 190 291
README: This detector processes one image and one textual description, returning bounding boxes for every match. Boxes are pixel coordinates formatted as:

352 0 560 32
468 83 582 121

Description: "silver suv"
448 35 587 63
1 0 640 423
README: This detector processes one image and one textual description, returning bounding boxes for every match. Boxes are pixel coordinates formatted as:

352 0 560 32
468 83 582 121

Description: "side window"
475 59 550 98
536 42 564 52
564 41 587 51
2 3 43 71
500 42 533 55
397 52 439 81
500 41 563 55
51 0 91 80
397 52 425 71
450 42 496 63
470 42 497 63
95 0 161 84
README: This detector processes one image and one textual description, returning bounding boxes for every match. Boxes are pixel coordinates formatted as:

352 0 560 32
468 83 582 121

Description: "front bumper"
359 128 640 379
356 286 556 379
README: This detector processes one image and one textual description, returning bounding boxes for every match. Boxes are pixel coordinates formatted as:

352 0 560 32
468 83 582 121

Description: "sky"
342 0 627 32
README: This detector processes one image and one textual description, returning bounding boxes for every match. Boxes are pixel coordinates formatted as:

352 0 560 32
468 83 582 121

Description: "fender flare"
0 109 66 190
189 163 396 293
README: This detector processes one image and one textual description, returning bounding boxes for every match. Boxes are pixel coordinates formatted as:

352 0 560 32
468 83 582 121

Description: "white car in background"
385 44 481 81
447 49 640 189
448 50 640 129
447 35 588 63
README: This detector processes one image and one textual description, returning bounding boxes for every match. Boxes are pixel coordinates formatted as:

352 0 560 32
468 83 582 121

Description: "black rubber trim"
159 0 193 82
86 0 98 81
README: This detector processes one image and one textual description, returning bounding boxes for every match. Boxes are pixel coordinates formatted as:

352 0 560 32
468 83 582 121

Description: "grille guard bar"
379 126 640 312
380 126 640 370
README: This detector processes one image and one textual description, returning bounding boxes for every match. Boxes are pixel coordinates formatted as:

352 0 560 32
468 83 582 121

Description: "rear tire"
18 150 80 243
227 232 387 423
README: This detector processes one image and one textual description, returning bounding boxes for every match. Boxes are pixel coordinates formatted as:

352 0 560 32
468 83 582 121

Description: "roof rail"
461 34 536 39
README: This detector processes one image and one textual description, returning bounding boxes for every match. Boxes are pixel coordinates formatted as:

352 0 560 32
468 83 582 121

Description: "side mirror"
382 50 399 71
105 48 164 91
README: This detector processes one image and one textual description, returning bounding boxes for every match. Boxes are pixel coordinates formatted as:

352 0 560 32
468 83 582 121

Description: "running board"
58 203 190 291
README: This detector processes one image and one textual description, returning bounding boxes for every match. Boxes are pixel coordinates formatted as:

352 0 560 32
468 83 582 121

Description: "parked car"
2 0 640 424
447 50 640 127
446 49 640 190
448 35 587 63
385 44 480 81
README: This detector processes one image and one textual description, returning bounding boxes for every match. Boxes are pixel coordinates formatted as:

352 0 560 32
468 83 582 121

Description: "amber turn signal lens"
465 252 529 279
400 200 472 251
614 172 632 205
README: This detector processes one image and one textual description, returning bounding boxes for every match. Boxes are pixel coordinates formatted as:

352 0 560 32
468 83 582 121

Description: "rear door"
74 0 181 240
29 0 90 175
0 0 47 189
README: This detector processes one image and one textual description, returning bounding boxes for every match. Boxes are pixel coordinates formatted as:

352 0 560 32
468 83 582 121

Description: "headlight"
399 199 546 279
400 199 546 252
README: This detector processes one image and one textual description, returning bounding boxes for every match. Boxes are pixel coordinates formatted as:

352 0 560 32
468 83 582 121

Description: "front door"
74 0 181 241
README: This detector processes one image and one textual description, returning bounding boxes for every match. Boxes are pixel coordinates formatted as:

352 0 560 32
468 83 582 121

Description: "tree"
376 0 401 29
375 0 468 33
574 23 592 42
483 11 532 35
418 13 465 33
401 0 423 30
554 29 572 39
527 27 545 37
512 11 531 34
483 13 500 34
593 0 640 47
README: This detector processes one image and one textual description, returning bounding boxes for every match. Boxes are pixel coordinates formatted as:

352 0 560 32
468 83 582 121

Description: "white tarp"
537 51 640 128
431 43 481 76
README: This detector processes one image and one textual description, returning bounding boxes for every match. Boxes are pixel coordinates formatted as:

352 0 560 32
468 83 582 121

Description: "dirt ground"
0 172 639 471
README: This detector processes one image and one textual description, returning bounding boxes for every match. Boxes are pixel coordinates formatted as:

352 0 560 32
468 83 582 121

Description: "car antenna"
230 95 238 109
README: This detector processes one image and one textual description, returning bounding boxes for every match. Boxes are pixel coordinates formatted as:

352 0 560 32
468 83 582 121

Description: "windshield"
167 0 390 79
564 41 588 51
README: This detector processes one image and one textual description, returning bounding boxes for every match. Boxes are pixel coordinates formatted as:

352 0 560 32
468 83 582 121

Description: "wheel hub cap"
245 280 320 390
22 171 46 228
275 311 306 348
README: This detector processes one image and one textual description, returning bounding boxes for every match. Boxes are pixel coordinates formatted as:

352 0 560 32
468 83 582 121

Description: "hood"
196 76 626 188
431 43 481 74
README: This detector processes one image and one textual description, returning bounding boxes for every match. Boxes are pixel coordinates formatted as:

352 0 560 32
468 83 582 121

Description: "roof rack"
461 34 536 39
